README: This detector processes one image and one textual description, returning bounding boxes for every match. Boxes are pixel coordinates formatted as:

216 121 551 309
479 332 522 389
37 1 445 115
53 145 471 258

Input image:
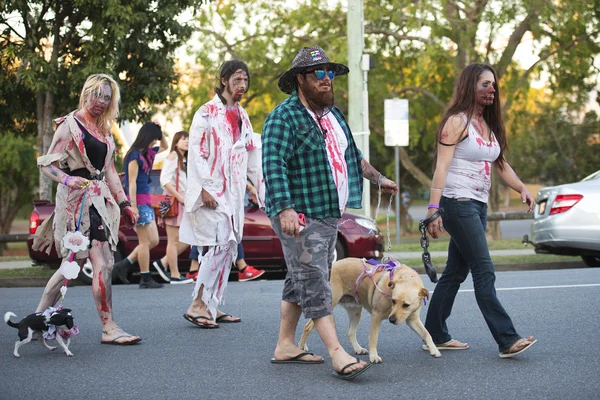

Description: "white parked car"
529 170 600 267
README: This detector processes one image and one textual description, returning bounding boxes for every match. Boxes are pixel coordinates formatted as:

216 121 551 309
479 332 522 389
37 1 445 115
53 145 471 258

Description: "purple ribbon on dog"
354 258 401 303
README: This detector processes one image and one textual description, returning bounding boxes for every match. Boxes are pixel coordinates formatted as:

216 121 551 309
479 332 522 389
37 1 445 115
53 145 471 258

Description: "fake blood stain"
98 271 110 312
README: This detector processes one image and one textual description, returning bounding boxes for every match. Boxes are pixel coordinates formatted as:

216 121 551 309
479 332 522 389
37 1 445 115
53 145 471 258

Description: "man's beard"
226 84 244 103
299 81 334 111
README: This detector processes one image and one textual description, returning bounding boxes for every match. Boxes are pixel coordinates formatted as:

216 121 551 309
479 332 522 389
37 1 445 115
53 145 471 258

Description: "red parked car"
27 170 384 284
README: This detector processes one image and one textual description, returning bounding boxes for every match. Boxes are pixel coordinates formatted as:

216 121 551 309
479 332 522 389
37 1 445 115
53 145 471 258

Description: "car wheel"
77 259 94 285
333 238 346 264
582 256 600 268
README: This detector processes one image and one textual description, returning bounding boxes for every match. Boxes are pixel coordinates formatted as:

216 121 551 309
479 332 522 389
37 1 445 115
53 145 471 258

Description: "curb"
0 261 588 288
0 277 87 288
399 260 587 277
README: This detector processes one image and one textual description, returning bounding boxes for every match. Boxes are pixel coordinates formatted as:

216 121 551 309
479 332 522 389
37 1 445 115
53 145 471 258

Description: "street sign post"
384 99 409 244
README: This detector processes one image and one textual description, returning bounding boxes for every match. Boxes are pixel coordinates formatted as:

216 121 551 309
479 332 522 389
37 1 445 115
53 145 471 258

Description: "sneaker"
185 271 198 281
139 274 164 289
113 258 131 284
238 266 265 282
152 260 170 283
170 276 193 285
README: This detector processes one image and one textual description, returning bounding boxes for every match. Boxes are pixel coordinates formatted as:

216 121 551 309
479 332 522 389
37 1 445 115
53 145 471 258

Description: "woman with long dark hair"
423 64 537 358
152 131 195 284
33 74 140 345
113 122 168 288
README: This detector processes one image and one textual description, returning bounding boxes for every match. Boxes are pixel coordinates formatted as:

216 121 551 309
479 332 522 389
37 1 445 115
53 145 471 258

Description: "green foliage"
182 0 349 132
509 108 600 185
0 0 213 134
0 132 38 234
179 0 599 194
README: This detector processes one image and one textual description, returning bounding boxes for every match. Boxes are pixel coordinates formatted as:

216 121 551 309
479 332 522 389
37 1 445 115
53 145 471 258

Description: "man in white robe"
180 60 264 328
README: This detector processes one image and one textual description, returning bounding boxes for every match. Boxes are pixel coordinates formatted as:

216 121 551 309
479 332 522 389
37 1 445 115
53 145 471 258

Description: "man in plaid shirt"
263 46 397 380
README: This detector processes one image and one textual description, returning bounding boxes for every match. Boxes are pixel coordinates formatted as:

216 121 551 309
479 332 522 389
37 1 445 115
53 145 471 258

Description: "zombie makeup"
475 71 496 107
225 69 248 103
85 83 113 118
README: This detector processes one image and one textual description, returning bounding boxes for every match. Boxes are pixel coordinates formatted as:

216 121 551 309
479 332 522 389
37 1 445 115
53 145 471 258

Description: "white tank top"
443 114 501 203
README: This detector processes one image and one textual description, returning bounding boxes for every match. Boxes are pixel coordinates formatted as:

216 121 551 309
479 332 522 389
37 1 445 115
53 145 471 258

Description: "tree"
179 0 600 236
0 0 211 201
0 133 38 242
363 0 600 237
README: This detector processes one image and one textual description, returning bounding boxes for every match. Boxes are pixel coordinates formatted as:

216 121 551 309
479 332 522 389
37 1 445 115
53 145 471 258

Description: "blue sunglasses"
303 69 335 80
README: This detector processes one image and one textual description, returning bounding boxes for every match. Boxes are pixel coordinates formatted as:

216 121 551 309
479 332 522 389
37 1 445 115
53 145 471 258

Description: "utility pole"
347 0 371 218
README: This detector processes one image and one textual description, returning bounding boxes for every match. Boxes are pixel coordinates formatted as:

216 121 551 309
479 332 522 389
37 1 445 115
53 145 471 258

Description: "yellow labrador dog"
298 257 441 363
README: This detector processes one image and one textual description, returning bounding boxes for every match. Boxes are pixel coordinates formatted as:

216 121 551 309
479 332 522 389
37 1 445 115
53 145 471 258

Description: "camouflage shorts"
270 216 339 319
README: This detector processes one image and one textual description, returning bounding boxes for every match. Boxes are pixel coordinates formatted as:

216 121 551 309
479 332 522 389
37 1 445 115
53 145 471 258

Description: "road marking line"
457 283 600 293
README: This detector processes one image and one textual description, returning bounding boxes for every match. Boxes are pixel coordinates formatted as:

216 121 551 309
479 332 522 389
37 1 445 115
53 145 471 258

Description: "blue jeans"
136 204 155 226
424 196 521 352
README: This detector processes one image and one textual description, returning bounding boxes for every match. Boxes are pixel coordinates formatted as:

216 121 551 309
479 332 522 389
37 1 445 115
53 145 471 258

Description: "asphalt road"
1 268 599 400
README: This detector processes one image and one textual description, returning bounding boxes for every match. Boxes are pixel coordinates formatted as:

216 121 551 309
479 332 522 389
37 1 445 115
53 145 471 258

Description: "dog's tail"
4 312 19 329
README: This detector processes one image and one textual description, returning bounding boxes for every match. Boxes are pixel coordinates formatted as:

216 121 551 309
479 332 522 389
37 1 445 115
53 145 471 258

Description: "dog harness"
41 307 79 340
353 258 400 303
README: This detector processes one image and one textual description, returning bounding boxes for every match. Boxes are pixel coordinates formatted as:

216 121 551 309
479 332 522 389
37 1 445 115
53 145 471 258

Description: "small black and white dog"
4 308 75 358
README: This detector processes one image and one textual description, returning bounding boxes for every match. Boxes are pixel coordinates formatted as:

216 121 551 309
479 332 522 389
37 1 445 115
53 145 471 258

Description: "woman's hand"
176 194 185 205
65 176 89 190
521 187 535 213
121 206 137 228
426 208 444 239
201 189 217 209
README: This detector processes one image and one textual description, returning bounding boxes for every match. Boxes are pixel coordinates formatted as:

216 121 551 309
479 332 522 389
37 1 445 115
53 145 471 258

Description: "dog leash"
59 186 89 306
418 208 444 283
372 179 395 261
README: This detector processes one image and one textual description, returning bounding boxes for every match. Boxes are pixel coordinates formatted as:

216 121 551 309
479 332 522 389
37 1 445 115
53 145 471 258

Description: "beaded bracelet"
427 203 440 209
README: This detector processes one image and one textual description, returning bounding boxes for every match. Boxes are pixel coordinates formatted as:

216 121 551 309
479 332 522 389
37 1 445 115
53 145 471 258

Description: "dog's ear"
61 308 72 313
419 287 430 300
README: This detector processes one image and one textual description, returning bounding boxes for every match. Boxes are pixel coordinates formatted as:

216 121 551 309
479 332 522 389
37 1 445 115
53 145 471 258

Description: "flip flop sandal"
101 335 142 345
332 359 373 381
183 313 219 329
215 314 241 323
499 339 537 358
270 352 325 364
422 339 469 351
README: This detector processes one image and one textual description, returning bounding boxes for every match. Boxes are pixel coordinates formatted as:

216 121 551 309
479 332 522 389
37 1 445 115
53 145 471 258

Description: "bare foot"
331 349 369 374
185 306 217 328
216 311 241 323
500 336 536 358
101 328 141 344
274 343 324 362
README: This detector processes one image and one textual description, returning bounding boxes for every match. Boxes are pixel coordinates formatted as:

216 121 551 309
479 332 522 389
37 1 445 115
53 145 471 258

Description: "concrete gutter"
0 253 588 288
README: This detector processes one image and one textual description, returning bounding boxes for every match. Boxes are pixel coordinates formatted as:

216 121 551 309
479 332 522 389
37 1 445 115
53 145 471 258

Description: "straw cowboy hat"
278 45 349 94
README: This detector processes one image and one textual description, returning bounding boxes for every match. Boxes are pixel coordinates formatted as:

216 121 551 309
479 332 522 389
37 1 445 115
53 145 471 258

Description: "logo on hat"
310 50 322 62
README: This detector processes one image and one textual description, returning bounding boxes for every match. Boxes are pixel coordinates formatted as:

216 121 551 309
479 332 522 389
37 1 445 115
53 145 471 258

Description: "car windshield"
581 170 600 182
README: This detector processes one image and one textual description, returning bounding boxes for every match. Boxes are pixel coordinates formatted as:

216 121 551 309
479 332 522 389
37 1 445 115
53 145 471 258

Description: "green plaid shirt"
262 91 363 218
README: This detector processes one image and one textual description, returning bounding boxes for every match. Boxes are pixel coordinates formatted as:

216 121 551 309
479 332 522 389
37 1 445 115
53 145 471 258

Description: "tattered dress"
33 113 121 260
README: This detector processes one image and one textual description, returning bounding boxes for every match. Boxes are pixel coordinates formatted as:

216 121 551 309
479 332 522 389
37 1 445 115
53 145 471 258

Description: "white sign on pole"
384 99 409 147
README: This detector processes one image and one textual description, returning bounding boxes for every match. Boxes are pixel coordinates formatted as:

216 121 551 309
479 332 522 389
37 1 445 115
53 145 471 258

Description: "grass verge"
0 267 55 278
401 254 580 268
389 239 528 252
